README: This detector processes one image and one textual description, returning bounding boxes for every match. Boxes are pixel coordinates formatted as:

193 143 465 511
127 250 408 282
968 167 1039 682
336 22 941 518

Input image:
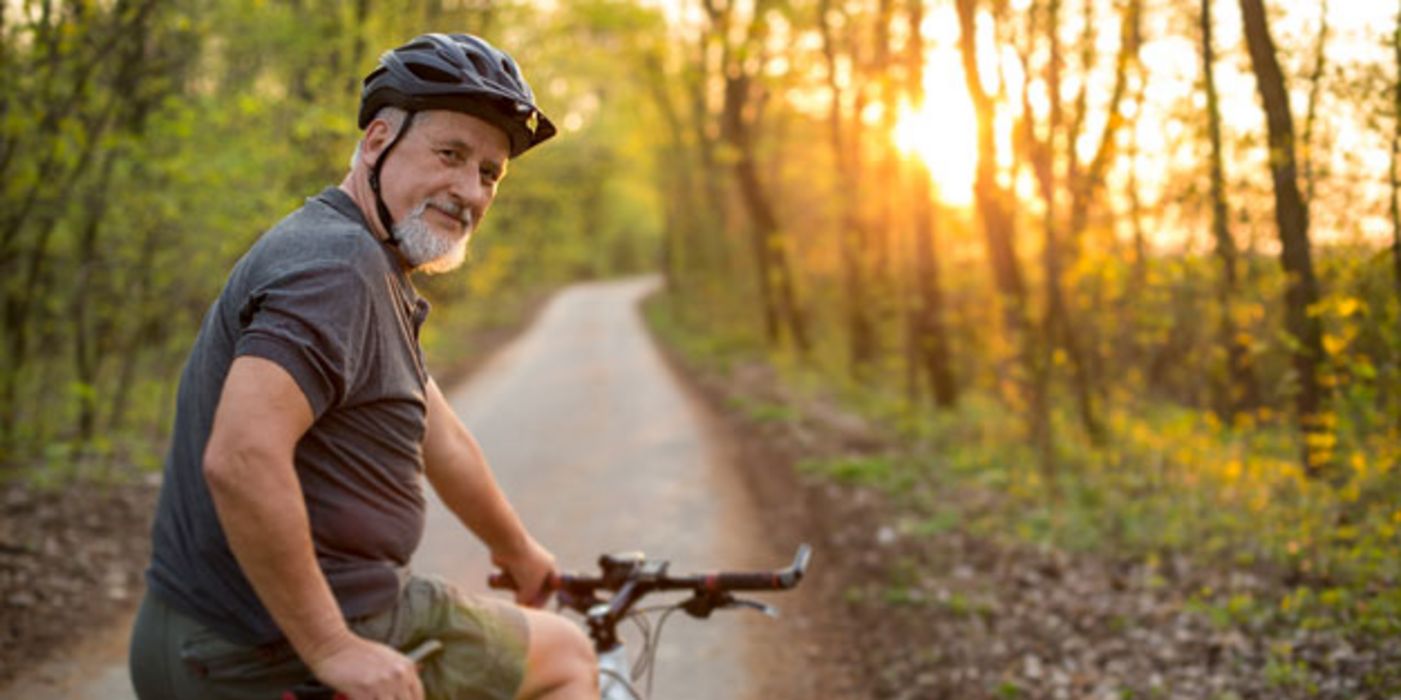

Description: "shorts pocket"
178 628 302 683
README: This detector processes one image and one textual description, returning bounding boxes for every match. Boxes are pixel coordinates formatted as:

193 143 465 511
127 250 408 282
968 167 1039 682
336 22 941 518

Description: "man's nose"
448 169 490 211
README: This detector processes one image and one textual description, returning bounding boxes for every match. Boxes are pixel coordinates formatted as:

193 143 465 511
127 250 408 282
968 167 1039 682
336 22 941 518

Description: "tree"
1393 0 1401 300
1201 0 1259 420
704 0 811 352
956 0 1045 462
818 0 879 377
1300 0 1329 207
1237 0 1332 475
905 0 957 408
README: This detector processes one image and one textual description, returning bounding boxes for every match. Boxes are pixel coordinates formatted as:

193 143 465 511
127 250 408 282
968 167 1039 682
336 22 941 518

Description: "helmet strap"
367 111 417 247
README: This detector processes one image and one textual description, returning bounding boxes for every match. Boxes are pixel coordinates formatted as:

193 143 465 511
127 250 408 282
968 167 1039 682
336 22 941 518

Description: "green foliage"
994 680 1024 699
0 0 669 482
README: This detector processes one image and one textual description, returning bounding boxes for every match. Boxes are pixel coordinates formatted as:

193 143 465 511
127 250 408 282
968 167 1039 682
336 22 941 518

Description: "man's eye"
439 150 464 164
481 168 501 184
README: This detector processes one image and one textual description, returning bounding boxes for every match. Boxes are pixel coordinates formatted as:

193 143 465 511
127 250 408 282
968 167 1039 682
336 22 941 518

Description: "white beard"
395 199 471 275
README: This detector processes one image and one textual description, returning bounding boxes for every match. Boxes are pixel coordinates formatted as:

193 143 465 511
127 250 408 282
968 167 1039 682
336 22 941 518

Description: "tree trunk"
732 140 810 352
641 52 701 296
1056 0 1141 444
957 0 1039 447
818 0 877 377
870 0 896 287
73 155 118 450
1013 0 1063 471
106 225 163 441
1393 0 1401 301
1122 59 1149 374
348 0 372 95
956 0 1027 313
1009 0 1113 452
1237 0 1331 476
1301 0 1329 207
1202 0 1259 420
713 1 810 353
688 15 738 307
907 0 957 408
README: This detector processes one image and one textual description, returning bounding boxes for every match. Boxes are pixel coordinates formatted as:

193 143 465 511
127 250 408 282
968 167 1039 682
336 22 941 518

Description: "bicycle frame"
597 645 633 700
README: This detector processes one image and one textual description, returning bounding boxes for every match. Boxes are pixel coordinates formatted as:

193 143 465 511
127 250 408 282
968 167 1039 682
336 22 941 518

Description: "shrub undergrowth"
643 291 1401 648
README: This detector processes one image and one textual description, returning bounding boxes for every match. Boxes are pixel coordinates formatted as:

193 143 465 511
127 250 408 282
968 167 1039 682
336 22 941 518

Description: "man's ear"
360 119 394 168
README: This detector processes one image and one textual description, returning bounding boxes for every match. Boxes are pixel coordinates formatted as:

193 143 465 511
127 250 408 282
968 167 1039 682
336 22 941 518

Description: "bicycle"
285 544 811 700
491 544 813 700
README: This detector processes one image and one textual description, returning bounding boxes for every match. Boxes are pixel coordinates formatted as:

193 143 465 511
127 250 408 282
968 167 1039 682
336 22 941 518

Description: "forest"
2 0 1398 694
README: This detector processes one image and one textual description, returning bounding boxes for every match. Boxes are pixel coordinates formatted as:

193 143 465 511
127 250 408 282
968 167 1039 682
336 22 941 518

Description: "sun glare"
892 48 978 207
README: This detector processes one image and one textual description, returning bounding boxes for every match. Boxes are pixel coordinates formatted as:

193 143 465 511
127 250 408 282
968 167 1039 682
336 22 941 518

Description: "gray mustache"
409 199 472 229
429 199 472 228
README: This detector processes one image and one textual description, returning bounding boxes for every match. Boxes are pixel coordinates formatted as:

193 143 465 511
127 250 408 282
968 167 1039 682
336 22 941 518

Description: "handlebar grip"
784 543 813 587
488 572 561 608
702 544 812 591
708 571 786 591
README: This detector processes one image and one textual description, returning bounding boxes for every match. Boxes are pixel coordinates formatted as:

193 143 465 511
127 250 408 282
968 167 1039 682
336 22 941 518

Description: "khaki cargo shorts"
130 575 529 700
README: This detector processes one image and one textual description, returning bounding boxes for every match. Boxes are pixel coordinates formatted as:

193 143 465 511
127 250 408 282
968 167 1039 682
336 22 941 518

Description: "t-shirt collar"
311 187 427 321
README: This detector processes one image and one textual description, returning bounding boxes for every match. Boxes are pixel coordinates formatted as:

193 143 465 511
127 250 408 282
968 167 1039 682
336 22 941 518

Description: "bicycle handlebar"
492 545 812 653
488 544 812 598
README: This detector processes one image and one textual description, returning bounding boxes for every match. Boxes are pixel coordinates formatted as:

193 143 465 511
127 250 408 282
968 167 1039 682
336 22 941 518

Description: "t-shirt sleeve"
233 262 374 418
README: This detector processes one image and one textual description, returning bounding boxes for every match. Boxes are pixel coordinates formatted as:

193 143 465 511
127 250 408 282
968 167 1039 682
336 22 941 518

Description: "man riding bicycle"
129 33 597 700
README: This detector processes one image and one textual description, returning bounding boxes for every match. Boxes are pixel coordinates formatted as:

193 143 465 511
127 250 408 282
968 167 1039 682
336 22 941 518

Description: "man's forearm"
424 431 531 556
205 447 352 661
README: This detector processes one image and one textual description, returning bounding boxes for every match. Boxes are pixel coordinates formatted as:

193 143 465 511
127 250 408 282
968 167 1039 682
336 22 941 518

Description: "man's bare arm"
204 356 421 699
421 378 555 605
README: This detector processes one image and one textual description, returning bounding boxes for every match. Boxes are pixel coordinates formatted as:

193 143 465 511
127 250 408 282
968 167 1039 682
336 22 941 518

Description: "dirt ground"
0 478 156 686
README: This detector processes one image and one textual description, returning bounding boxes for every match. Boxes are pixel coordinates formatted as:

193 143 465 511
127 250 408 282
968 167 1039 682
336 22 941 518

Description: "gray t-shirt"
147 187 433 645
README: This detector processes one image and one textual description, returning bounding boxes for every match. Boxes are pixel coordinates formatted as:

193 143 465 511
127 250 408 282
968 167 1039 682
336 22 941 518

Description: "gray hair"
349 106 417 170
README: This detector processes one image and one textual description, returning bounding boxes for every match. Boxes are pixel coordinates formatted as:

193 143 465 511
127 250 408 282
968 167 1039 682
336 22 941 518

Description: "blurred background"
1 0 1398 693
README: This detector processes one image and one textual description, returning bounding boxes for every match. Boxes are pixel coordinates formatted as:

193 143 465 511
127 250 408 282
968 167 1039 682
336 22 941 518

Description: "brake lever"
681 592 780 619
681 591 728 619
726 596 779 618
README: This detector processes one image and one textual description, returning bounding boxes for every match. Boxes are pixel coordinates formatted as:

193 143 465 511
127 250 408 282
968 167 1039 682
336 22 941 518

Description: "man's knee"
531 611 595 675
519 609 596 697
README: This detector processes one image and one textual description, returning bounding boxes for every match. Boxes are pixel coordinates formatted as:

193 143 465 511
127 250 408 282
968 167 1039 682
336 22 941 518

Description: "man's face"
370 110 511 273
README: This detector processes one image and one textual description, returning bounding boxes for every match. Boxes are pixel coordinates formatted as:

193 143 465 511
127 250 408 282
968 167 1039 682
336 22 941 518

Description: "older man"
130 34 596 700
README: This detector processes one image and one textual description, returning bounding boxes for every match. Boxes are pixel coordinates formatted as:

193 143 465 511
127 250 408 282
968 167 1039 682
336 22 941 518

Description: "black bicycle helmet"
359 33 556 157
358 34 556 247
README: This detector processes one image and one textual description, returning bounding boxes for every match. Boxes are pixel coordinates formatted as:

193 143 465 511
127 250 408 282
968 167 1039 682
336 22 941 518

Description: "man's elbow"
202 442 239 495
202 439 274 496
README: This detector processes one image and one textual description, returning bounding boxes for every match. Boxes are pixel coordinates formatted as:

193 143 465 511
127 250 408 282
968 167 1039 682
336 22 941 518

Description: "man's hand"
307 632 424 700
491 535 557 608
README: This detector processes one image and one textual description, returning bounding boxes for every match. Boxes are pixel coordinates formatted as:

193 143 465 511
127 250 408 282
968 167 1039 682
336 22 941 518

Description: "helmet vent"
407 62 459 85
466 54 492 81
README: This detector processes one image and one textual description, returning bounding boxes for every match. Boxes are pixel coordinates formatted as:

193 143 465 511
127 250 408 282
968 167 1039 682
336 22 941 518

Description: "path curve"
415 275 803 699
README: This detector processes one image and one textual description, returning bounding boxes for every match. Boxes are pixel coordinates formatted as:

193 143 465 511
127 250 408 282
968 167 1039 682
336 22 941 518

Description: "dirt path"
414 275 816 699
3 275 823 698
